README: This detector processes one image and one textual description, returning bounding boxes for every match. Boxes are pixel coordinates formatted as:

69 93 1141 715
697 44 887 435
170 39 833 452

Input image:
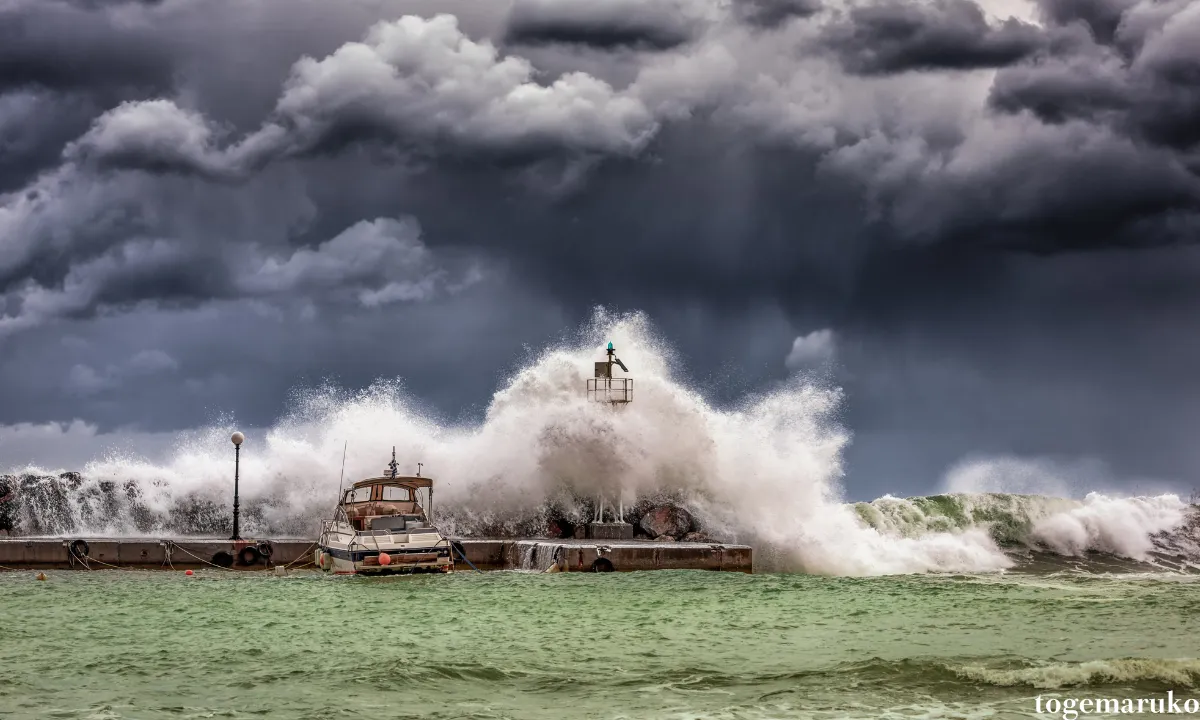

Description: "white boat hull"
315 524 453 575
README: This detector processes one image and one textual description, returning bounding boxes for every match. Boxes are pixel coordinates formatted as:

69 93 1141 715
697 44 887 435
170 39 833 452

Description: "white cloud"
359 279 438 307
66 99 237 178
66 364 116 395
240 216 476 308
128 349 180 374
67 14 660 179
0 420 188 473
65 350 181 396
785 328 836 370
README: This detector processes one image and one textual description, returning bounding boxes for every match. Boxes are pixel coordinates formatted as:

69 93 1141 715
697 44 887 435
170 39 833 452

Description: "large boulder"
544 517 576 539
639 505 693 539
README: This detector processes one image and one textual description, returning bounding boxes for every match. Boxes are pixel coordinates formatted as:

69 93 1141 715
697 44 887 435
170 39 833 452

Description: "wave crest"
3 309 1197 575
954 658 1200 689
855 492 1199 564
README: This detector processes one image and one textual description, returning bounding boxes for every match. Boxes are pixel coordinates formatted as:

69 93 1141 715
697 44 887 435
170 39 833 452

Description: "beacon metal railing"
586 377 633 404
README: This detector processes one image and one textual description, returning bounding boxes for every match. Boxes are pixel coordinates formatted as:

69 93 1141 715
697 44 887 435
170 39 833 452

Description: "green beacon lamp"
589 341 631 404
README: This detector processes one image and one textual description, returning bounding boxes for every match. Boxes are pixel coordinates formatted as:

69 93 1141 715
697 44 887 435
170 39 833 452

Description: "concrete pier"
453 538 752 573
0 537 752 573
0 537 315 570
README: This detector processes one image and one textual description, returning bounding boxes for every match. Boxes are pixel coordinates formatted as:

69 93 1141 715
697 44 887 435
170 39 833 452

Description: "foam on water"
854 492 1197 563
2 310 1196 575
952 658 1200 689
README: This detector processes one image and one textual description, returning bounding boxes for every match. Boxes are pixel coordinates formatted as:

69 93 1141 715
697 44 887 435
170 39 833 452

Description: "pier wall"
0 538 313 570
0 537 752 573
455 539 752 573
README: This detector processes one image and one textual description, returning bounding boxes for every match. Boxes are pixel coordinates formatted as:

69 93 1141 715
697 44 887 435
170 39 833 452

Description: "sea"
1 569 1198 719
2 311 1198 719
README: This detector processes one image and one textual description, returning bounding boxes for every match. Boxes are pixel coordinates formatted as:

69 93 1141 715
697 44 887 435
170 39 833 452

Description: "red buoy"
185 569 194 576
378 552 391 566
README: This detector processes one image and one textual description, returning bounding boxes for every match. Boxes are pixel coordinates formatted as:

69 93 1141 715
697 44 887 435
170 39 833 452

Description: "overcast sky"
1 0 1198 499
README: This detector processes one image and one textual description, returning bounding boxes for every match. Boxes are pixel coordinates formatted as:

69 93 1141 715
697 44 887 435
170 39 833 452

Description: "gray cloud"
2 0 1200 495
67 14 659 181
66 349 179 396
1 211 480 335
733 0 823 27
785 329 836 370
820 0 1045 75
987 0 1200 152
0 0 173 94
505 0 705 50
1034 0 1138 44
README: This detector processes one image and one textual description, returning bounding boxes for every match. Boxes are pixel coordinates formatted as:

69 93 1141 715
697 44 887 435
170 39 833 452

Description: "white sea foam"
3 310 1194 575
1029 493 1189 560
954 658 1200 689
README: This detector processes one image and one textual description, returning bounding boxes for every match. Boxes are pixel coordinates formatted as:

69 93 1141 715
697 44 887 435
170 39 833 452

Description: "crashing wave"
3 309 1198 575
855 493 1200 566
952 658 1200 689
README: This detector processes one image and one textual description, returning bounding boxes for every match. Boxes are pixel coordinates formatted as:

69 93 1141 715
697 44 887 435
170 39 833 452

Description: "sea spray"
2 310 1196 574
853 492 1198 562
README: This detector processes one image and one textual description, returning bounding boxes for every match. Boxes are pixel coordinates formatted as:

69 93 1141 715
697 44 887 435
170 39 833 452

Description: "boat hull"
314 543 453 575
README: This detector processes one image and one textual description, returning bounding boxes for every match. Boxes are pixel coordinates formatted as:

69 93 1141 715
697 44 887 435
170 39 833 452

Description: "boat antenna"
337 441 348 493
388 446 398 479
333 440 348 521
417 462 423 477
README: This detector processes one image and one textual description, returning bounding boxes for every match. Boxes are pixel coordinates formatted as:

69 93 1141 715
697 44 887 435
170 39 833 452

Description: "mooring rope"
451 541 482 574
163 540 235 572
81 554 122 570
283 541 319 570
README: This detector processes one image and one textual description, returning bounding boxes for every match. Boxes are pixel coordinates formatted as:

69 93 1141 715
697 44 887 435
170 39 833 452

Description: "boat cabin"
340 476 433 532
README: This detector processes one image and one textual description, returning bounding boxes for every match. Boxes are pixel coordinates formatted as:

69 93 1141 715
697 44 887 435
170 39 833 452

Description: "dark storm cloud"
504 0 700 50
0 191 482 333
732 0 823 27
988 0 1200 151
821 0 1045 74
1034 0 1138 44
0 91 104 192
64 14 657 182
3 0 1200 494
0 0 173 94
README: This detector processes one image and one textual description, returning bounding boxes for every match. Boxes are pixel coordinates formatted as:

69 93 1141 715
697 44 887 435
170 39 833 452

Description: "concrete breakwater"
0 537 752 573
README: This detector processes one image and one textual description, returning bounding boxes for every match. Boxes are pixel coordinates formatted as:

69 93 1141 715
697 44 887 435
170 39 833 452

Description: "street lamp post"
230 431 244 540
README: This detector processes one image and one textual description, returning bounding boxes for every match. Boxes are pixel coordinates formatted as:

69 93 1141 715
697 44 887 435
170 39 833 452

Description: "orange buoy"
378 552 391 566
185 569 194 576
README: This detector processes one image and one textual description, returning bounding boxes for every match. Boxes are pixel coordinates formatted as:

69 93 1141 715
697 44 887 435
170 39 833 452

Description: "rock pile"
637 504 709 542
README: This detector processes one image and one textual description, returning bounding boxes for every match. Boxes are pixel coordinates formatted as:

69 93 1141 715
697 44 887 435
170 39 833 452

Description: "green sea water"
1 569 1198 720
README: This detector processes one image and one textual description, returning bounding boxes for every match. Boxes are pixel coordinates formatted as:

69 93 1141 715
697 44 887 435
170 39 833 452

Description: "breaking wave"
952 658 1200 689
855 492 1200 563
2 310 1198 575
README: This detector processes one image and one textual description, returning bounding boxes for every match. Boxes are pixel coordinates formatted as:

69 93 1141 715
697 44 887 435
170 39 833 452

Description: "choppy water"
2 569 1198 719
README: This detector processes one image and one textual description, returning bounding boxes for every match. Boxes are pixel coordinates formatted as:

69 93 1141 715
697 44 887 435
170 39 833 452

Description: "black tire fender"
238 545 262 566
591 557 614 573
69 539 90 560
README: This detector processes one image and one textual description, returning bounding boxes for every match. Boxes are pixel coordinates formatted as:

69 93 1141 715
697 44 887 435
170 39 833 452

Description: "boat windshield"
344 486 371 503
381 486 413 501
342 485 415 504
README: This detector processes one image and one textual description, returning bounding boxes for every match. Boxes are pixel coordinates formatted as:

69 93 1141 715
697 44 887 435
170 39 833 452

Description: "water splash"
856 492 1199 565
2 309 1196 575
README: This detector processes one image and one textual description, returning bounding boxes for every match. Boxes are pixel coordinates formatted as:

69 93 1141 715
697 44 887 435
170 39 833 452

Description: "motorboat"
315 450 453 575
